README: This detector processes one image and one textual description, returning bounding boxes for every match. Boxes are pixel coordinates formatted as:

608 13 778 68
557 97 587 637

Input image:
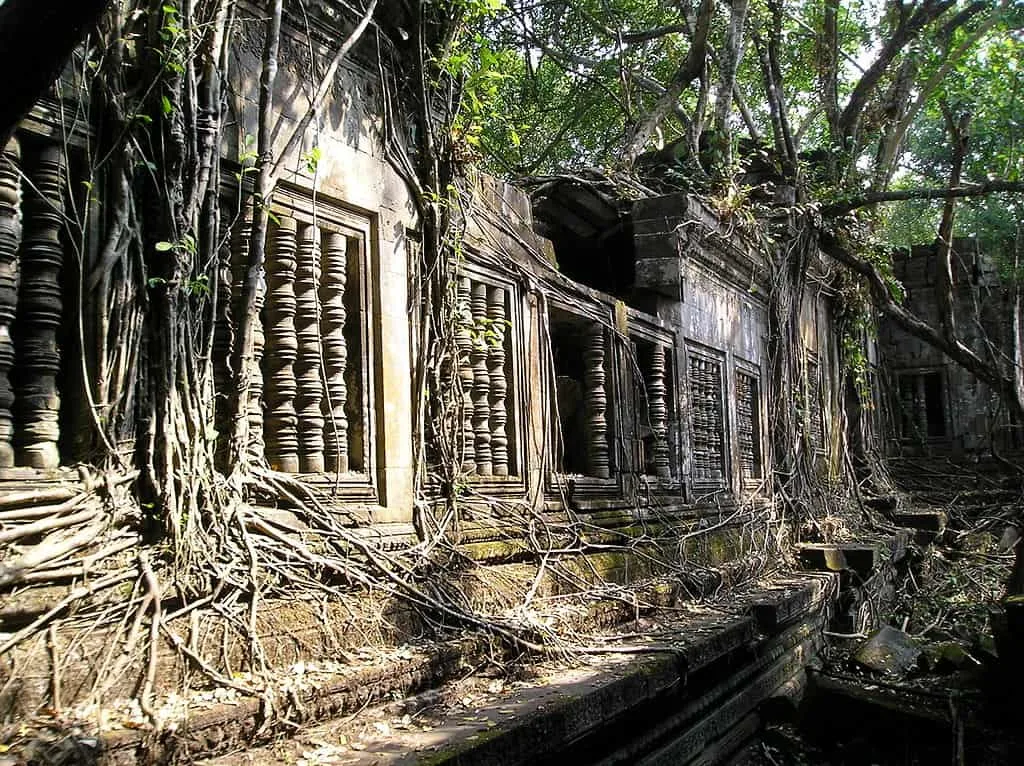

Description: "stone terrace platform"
185 572 838 766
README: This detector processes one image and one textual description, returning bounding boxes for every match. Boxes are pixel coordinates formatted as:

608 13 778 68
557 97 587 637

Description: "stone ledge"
5 572 838 765
190 572 837 766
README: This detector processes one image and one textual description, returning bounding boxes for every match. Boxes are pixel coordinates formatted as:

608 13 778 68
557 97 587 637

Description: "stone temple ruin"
878 238 1021 455
0 3 1019 764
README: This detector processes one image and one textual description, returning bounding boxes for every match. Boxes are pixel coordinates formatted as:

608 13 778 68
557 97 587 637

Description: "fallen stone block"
853 625 922 676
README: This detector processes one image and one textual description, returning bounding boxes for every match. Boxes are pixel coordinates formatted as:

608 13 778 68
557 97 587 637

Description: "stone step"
737 574 838 634
808 669 977 726
890 509 947 532
889 509 948 545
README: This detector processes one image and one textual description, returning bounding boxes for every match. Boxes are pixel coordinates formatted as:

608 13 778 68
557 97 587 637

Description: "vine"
0 3 790 755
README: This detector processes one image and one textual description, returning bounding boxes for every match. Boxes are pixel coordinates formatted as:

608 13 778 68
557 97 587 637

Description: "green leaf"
161 95 173 115
155 241 174 252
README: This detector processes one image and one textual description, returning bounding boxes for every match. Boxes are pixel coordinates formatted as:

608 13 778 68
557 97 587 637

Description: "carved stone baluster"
0 138 21 468
320 231 348 473
582 323 610 478
487 285 509 476
294 224 324 473
229 204 265 459
263 216 299 472
690 356 724 481
455 277 475 473
14 144 64 468
691 358 704 480
736 372 760 480
689 357 724 481
647 344 671 478
470 281 491 475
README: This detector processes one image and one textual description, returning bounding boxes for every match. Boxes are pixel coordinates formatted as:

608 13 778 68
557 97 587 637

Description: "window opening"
688 352 725 483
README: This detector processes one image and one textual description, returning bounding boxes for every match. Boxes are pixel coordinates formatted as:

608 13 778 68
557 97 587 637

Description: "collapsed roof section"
524 171 769 307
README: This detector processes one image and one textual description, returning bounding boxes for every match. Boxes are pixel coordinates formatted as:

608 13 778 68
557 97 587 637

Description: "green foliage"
155 232 197 256
877 17 1023 253
158 2 188 75
301 146 322 175
234 134 258 184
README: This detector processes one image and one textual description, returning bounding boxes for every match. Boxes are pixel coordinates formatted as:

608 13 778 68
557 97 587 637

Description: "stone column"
487 285 509 476
263 216 299 472
0 138 21 468
294 224 324 473
583 323 610 478
455 277 476 473
321 231 349 473
14 144 64 469
470 281 492 475
647 344 671 478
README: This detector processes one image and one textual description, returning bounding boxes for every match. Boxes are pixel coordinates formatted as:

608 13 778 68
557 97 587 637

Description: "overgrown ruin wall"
0 2 849 720
879 239 1016 455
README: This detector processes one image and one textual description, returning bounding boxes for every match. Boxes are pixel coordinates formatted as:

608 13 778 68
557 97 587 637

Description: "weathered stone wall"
879 239 1014 454
631 194 840 496
228 7 418 520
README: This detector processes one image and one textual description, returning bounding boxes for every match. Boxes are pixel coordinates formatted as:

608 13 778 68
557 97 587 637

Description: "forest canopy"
464 0 1022 247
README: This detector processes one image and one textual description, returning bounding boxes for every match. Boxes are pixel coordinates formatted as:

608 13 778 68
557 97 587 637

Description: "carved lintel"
582 323 610 479
14 143 64 469
455 277 475 473
320 231 348 473
0 137 21 468
470 281 491 476
263 216 299 472
647 344 671 478
294 224 324 473
487 285 509 476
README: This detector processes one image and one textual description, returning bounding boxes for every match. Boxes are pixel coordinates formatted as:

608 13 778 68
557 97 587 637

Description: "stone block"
853 625 922 676
891 510 947 533
635 256 683 299
632 194 689 222
796 543 878 581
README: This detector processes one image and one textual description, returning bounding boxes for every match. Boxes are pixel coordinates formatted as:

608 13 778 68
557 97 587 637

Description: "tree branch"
621 0 713 161
714 0 749 152
874 0 1006 185
822 179 1024 216
934 106 971 342
837 0 956 145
